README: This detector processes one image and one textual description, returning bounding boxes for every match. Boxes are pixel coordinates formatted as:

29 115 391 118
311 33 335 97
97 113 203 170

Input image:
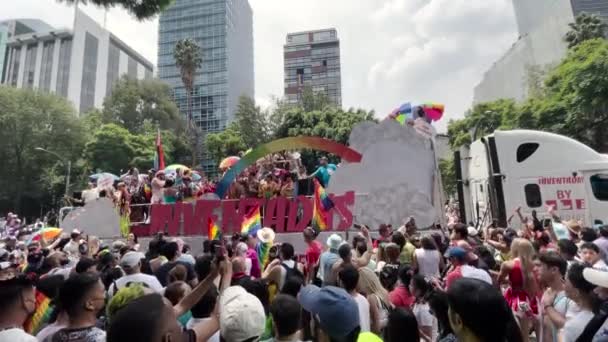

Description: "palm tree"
173 38 202 165
565 12 607 48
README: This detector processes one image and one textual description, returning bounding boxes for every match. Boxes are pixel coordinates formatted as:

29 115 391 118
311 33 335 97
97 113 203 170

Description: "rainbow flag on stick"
24 291 53 335
312 178 334 232
208 217 221 240
241 205 262 236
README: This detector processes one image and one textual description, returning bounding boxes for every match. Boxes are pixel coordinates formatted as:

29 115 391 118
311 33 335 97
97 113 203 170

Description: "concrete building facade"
283 28 342 107
1 10 153 114
474 0 608 105
158 0 254 173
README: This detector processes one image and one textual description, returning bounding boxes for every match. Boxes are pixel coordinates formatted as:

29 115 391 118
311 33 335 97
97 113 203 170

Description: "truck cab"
456 130 608 228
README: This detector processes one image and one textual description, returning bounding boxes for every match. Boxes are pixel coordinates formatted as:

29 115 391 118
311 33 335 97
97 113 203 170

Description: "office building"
474 0 608 104
284 28 341 107
1 10 153 114
158 0 254 173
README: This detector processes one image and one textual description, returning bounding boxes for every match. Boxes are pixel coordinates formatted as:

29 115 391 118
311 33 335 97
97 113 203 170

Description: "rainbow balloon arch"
131 136 363 236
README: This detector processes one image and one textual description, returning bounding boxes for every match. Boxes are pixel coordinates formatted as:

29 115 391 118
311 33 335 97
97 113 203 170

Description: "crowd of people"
4 200 608 341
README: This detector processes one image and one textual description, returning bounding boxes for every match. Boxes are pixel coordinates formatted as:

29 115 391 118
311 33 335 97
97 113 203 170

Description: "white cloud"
1 0 518 132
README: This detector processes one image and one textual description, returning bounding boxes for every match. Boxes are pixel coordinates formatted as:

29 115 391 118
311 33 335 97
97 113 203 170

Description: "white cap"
326 233 343 250
467 226 478 237
220 286 266 341
583 267 608 288
120 251 145 269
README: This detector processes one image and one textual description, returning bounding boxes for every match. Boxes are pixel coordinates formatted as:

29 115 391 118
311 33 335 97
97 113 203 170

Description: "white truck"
456 130 608 228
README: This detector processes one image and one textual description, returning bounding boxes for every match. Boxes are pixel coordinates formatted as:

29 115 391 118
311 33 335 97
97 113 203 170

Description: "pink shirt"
389 285 415 309
247 248 261 278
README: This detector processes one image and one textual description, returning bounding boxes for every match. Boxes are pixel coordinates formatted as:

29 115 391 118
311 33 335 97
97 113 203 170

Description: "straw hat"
257 227 275 243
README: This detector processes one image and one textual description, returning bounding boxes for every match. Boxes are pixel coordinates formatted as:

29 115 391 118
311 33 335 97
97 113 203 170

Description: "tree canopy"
58 0 173 20
565 13 607 48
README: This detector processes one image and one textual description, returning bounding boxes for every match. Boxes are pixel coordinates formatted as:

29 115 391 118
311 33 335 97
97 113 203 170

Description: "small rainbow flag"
257 240 272 271
312 178 334 231
241 205 262 236
208 217 221 240
24 291 53 335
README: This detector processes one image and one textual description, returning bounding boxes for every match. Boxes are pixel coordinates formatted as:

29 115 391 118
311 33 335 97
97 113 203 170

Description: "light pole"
35 147 71 198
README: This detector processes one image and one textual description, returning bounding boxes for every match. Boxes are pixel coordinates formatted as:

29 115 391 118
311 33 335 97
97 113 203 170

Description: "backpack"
281 262 304 293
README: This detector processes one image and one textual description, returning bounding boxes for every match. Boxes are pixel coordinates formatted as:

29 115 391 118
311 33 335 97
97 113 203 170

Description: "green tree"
545 38 608 152
300 86 332 112
439 158 456 197
58 0 173 20
101 76 185 134
84 124 136 174
0 86 86 214
565 13 607 48
173 38 203 165
205 122 247 165
234 96 270 148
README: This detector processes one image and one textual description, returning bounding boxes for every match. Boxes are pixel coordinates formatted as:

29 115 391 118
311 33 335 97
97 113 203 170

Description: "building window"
39 41 55 91
80 33 98 113
524 184 542 208
56 39 72 97
127 56 137 79
22 44 37 88
106 42 120 96
516 143 539 163
9 47 21 86
591 174 608 201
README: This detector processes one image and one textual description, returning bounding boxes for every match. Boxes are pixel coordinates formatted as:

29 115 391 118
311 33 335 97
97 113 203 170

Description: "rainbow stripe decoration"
257 240 272 271
215 136 363 199
241 205 262 236
312 179 334 231
24 291 53 335
208 217 221 240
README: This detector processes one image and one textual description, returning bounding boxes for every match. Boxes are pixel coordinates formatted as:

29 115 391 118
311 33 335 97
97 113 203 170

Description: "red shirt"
389 285 415 309
305 241 322 274
445 265 463 290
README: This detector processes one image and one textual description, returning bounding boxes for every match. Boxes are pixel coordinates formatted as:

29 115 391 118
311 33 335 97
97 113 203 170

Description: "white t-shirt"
413 302 438 342
186 318 220 342
81 189 99 204
353 293 371 332
542 290 580 342
0 328 36 342
561 310 594 342
594 259 608 271
108 272 164 296
62 240 79 256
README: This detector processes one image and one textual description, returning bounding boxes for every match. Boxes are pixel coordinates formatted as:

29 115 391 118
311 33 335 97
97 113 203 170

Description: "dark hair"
58 273 101 317
129 233 138 244
338 244 351 260
380 264 400 291
384 307 420 342
391 232 406 250
453 224 468 239
70 232 80 240
538 251 568 277
599 226 608 238
271 294 301 338
420 236 437 250
0 275 35 309
195 255 214 281
558 239 578 258
164 179 174 187
101 267 124 290
202 240 211 254
411 274 430 299
280 243 295 260
355 241 367 256
580 228 598 243
503 228 518 248
75 257 97 274
190 284 218 319
36 274 65 300
447 278 522 342
338 265 359 292
164 281 188 306
580 242 600 254
241 279 270 314
161 242 179 261
107 294 164 342
397 264 412 286
567 263 596 294
428 291 454 339
352 235 365 250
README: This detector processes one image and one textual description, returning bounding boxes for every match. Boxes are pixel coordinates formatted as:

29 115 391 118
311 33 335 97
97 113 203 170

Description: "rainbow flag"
154 129 165 171
24 291 53 335
241 205 262 236
257 240 272 271
208 217 221 240
312 179 334 231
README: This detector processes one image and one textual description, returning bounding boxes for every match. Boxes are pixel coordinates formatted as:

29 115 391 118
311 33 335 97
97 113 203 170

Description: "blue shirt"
319 250 340 285
312 166 330 187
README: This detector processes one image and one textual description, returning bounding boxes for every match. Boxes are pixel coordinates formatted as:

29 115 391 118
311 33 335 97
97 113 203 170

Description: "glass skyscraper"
158 0 254 173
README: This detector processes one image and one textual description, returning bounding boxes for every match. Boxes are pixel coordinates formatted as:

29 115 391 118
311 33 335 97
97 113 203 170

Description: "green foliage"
565 13 607 48
57 0 173 20
0 86 86 214
173 39 202 96
205 122 247 165
101 76 184 134
439 158 456 196
234 96 270 147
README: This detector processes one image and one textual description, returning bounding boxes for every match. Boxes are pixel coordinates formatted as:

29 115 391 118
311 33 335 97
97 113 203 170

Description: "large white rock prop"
60 198 121 237
329 120 442 228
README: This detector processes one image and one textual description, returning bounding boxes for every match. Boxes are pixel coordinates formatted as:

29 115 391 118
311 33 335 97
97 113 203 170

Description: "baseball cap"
583 267 608 288
326 234 343 250
298 285 359 339
447 247 467 260
120 252 145 269
467 226 478 237
220 286 266 342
